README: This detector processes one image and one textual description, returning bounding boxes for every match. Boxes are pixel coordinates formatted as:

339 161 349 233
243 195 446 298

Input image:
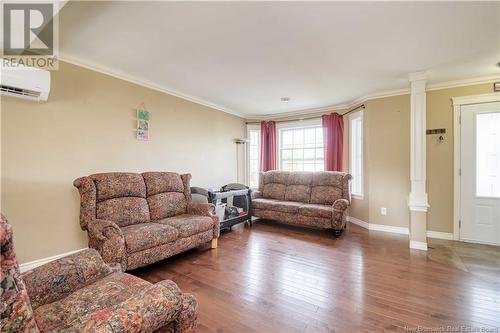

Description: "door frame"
452 93 500 241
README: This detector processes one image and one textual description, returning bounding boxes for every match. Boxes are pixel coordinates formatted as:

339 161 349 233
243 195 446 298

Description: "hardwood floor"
133 220 500 333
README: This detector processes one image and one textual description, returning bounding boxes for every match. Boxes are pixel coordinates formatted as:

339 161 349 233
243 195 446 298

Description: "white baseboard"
347 216 408 234
348 216 454 241
20 248 88 273
369 223 409 235
409 240 428 251
346 216 369 229
426 230 454 240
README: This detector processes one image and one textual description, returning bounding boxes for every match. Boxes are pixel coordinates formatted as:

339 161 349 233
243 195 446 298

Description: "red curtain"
260 121 277 172
322 113 344 171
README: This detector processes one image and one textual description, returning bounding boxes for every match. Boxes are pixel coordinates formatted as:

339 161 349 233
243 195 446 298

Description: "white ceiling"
59 1 500 117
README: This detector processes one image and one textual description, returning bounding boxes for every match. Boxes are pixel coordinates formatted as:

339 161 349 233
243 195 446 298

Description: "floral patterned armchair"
0 214 197 333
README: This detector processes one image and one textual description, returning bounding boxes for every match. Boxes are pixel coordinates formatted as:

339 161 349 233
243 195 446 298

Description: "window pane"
282 161 293 171
304 148 315 159
293 130 304 144
279 125 325 173
282 131 293 146
304 128 315 143
247 129 261 188
293 162 304 171
476 112 500 197
292 149 303 159
316 128 323 141
350 115 363 196
282 149 292 159
304 162 315 171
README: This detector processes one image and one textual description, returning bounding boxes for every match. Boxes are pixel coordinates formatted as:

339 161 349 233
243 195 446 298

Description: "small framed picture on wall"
136 103 150 141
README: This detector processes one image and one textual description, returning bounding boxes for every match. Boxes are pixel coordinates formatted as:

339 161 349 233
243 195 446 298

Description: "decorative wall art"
136 103 150 141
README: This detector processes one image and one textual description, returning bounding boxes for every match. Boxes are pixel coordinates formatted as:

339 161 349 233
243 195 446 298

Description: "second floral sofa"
252 170 352 236
73 172 219 271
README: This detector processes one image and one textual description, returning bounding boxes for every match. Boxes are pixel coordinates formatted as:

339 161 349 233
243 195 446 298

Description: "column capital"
409 71 426 82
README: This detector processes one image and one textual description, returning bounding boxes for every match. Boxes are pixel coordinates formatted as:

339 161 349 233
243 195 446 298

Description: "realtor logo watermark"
2 1 59 69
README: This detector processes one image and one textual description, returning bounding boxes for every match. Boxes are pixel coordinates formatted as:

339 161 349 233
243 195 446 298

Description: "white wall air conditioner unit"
0 64 51 102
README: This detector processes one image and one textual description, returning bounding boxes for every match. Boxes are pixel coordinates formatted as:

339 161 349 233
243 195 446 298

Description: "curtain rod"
245 104 365 125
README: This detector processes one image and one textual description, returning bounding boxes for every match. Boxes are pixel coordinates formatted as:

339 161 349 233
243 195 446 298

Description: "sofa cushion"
252 198 302 213
310 186 342 205
122 223 178 253
148 192 187 220
262 170 290 185
91 173 146 202
33 273 151 332
262 183 286 200
288 171 313 185
299 204 332 219
284 185 311 203
312 171 345 187
157 214 214 238
142 172 184 196
96 197 150 227
252 208 332 229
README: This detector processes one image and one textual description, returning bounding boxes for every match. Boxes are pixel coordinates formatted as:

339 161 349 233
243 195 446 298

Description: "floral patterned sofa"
0 214 197 333
73 172 219 271
252 171 352 236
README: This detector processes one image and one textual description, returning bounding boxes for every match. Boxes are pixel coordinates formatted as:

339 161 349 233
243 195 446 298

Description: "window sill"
351 194 364 200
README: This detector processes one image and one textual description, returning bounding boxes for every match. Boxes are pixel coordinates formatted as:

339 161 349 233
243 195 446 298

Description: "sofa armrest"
64 280 192 333
172 293 198 333
87 219 127 271
333 198 349 212
73 176 97 231
22 249 113 309
251 190 262 199
188 203 220 238
332 198 350 230
188 202 215 217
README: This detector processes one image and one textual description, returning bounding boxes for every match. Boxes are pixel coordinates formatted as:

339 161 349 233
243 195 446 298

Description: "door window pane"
476 112 500 197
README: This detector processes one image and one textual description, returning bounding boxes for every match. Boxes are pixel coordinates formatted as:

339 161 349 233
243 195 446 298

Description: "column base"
409 240 428 251
409 210 428 251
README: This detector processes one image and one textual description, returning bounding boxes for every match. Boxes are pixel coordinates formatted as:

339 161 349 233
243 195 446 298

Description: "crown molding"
56 54 499 121
452 92 500 106
58 54 245 118
248 88 408 121
427 75 500 91
245 74 500 120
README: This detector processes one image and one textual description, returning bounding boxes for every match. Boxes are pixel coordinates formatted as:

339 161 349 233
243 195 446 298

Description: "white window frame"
246 124 261 189
276 119 324 172
349 110 364 199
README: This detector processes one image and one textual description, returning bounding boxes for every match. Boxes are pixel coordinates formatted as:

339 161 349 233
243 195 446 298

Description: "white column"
408 71 429 251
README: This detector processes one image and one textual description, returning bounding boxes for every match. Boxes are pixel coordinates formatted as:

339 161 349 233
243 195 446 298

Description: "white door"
460 101 500 245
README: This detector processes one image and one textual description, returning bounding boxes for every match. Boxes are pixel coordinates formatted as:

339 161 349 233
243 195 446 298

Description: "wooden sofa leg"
333 229 343 238
210 238 218 249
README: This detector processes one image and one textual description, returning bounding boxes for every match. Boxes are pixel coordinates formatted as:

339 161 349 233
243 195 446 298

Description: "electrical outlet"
380 207 387 215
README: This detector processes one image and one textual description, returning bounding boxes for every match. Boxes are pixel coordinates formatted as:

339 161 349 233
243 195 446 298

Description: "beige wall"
1 61 245 264
347 95 410 228
426 83 492 232
348 83 494 232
